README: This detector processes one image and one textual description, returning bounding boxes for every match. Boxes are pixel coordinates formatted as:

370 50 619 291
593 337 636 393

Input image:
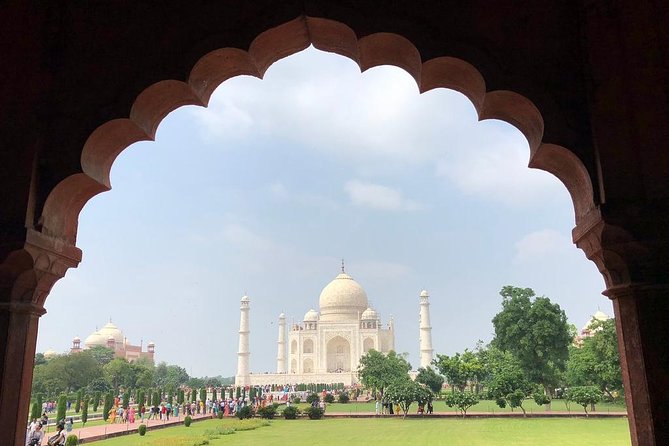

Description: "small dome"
279 312 286 319
592 310 610 321
361 307 378 320
147 341 155 346
44 348 58 358
241 295 250 302
304 309 319 322
73 336 81 342
420 290 429 298
319 272 368 321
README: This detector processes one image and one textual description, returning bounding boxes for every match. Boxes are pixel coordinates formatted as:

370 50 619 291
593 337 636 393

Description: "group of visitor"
25 419 67 446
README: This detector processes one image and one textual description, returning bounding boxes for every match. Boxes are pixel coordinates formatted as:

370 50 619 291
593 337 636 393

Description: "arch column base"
607 285 669 446
0 229 80 446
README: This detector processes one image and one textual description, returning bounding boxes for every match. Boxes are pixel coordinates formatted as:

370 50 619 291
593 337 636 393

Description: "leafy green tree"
34 352 47 366
56 394 67 422
200 388 206 405
567 318 622 399
211 388 217 402
433 353 469 392
384 378 433 418
186 377 205 389
566 386 602 416
103 359 133 390
177 389 184 404
122 390 130 408
357 350 411 399
136 390 145 410
86 346 116 366
492 286 571 401
415 367 445 394
87 378 110 394
444 390 479 418
484 349 534 416
81 395 89 425
134 366 154 389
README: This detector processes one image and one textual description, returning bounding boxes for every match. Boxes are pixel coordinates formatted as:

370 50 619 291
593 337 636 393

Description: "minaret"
419 290 434 368
276 312 286 373
235 294 251 387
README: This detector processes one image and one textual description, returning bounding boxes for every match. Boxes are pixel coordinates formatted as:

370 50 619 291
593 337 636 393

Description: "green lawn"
305 399 626 415
90 417 631 446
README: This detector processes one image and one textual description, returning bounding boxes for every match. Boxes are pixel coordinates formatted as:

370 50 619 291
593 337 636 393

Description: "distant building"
574 310 611 346
70 320 155 363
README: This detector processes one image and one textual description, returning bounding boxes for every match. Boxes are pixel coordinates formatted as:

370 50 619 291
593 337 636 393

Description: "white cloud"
267 181 340 211
344 180 421 211
513 229 572 264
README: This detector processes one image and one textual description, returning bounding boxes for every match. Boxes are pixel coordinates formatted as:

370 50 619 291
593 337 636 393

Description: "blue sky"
37 47 609 377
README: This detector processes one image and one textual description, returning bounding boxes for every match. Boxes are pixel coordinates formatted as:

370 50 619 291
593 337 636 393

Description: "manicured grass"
310 399 626 414
91 417 631 446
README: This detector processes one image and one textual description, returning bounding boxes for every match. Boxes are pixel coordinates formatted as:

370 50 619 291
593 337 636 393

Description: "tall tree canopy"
357 350 411 398
566 318 622 398
415 367 444 394
492 286 571 396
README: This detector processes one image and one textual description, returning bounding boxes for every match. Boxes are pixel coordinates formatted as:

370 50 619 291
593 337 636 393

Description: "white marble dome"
319 273 369 321
84 330 107 347
97 322 124 344
304 309 319 322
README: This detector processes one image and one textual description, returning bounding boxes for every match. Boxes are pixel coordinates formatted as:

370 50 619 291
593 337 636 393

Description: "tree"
92 391 101 412
81 395 89 425
74 390 82 413
357 350 411 399
103 359 133 390
122 390 130 408
152 391 161 406
444 391 479 418
30 400 41 421
566 318 622 399
211 388 217 402
492 286 571 401
415 367 444 394
177 389 184 404
56 394 67 423
566 386 602 416
434 350 471 392
384 378 433 418
86 346 116 366
199 388 206 405
484 349 534 416
103 392 113 421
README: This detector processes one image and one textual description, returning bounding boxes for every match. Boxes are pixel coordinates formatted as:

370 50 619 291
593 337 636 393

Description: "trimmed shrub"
292 397 301 404
324 393 335 404
102 392 113 421
92 392 100 412
282 405 300 420
256 404 278 419
138 424 147 436
75 389 82 413
122 391 130 409
338 392 350 404
237 405 254 420
81 396 89 425
306 393 319 404
184 415 192 427
31 401 41 421
56 394 67 423
65 435 78 446
200 388 206 405
217 411 224 419
305 406 324 420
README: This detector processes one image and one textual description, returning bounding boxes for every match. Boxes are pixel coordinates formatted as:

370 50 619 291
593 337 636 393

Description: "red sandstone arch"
40 14 596 254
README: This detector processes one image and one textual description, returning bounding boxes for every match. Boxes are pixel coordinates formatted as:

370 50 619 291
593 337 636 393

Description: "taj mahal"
235 264 433 387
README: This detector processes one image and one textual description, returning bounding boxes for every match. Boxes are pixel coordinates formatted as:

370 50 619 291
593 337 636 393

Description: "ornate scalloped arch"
40 15 596 246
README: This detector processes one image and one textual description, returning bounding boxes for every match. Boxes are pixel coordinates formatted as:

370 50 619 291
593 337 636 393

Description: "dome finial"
341 259 345 273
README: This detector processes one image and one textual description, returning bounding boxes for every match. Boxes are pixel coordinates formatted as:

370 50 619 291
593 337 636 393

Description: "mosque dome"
303 309 319 322
241 295 250 303
44 348 58 358
420 290 429 297
361 307 378 320
84 330 107 347
319 272 369 321
73 336 81 342
279 312 286 319
98 322 124 344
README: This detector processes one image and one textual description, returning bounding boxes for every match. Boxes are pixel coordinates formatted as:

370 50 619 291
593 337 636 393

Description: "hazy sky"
36 47 610 377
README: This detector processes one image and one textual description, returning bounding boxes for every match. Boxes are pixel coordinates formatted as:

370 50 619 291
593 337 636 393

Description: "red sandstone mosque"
69 320 155 363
